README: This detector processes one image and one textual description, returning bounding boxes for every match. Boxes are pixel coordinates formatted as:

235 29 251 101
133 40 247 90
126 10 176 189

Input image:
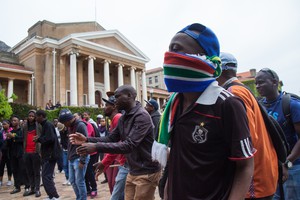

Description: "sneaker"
62 180 69 185
43 197 52 200
52 197 60 200
6 180 12 186
90 191 97 198
67 181 71 186
35 190 41 197
10 188 21 194
23 188 30 196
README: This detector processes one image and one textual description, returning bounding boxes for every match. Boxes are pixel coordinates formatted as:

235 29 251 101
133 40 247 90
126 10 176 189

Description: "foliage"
52 106 104 122
10 102 38 120
0 89 13 121
9 103 104 122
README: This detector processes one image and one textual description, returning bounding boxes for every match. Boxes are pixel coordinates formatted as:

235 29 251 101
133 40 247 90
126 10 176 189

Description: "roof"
237 71 255 82
0 62 33 74
146 67 163 74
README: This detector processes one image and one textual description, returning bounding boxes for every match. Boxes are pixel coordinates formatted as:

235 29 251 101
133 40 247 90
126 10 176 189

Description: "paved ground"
0 168 160 199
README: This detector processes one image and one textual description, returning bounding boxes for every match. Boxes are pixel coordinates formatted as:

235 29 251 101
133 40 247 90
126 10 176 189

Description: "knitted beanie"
58 109 74 123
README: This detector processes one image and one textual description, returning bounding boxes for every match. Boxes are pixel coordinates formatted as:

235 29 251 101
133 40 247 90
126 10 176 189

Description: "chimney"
250 69 256 77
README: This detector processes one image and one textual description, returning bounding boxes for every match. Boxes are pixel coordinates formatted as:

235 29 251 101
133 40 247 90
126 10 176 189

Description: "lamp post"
150 88 154 99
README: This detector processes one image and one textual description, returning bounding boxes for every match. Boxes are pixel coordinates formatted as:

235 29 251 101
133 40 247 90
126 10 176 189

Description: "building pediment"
12 29 149 65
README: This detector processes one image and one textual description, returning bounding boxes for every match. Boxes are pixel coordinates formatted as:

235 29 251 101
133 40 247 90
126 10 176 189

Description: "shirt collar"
196 81 224 105
222 77 238 87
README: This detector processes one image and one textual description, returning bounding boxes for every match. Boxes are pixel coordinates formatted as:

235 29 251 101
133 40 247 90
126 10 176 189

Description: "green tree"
0 89 13 121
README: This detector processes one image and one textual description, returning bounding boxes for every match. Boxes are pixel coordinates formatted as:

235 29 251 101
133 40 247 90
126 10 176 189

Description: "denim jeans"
273 164 300 200
110 166 129 200
62 151 69 180
69 156 90 200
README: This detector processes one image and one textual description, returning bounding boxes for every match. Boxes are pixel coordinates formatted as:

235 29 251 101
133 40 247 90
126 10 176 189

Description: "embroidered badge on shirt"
192 122 208 143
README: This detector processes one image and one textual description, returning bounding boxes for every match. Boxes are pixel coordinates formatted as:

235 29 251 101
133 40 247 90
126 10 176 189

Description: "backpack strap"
282 92 292 128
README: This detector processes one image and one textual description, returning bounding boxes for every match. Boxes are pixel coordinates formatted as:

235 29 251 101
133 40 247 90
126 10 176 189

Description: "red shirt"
102 113 125 171
25 129 36 153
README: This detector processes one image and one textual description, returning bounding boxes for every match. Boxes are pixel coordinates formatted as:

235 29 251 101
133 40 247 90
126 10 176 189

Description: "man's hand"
69 133 87 145
282 164 289 182
76 143 97 156
6 132 14 139
93 161 105 181
33 135 39 142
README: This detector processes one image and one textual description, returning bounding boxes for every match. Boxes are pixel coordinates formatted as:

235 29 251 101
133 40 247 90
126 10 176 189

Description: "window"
155 76 158 83
66 90 70 106
149 77 152 85
83 94 87 106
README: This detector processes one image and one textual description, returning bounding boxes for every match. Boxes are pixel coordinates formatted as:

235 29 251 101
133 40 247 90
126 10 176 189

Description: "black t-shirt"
168 90 254 200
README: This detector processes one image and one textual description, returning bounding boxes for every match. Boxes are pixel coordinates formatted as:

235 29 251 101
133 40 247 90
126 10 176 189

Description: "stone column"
135 71 141 102
103 60 111 99
88 56 96 106
52 48 56 103
31 74 35 105
117 63 124 86
7 78 14 102
157 97 160 110
69 51 79 106
130 66 136 89
28 79 32 105
142 70 147 107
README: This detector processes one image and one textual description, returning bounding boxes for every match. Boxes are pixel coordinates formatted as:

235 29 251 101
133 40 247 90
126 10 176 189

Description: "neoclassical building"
6 20 153 108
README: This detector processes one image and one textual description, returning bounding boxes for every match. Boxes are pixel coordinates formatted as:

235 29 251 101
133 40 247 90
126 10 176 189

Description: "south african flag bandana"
163 51 221 93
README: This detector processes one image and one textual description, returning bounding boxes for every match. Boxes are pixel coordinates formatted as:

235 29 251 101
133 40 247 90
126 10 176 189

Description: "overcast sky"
1 0 300 94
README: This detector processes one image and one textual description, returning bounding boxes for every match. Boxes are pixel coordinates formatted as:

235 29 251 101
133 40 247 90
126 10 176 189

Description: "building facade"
6 20 150 108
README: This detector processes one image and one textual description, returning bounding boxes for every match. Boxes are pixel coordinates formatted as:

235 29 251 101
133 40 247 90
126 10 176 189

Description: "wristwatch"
284 160 293 169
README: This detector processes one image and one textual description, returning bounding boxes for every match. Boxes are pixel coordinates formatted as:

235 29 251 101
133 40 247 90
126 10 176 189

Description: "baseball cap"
106 91 114 98
220 52 238 71
102 95 116 105
178 23 220 57
144 99 159 111
97 114 103 119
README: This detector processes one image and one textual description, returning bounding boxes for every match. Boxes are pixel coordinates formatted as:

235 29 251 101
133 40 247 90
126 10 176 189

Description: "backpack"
224 82 289 163
282 91 300 129
91 123 101 137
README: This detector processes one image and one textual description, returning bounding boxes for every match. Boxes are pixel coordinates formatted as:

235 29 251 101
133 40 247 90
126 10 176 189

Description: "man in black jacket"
35 110 60 200
70 85 161 200
7 115 29 195
144 99 161 140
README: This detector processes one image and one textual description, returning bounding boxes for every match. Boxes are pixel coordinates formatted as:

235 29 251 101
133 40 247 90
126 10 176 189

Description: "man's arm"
228 158 254 200
37 123 55 144
77 114 153 155
286 123 300 162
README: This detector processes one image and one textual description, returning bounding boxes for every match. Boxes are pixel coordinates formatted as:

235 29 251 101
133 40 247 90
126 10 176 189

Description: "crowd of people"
1 22 300 200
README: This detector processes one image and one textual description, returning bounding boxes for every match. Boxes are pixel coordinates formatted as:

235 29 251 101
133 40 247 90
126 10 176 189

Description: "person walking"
7 115 29 195
23 110 42 197
35 110 61 200
255 68 300 200
70 85 161 200
154 23 255 200
218 52 278 199
59 109 90 200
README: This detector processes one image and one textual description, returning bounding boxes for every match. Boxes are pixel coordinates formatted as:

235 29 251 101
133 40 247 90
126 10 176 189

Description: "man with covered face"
156 23 256 200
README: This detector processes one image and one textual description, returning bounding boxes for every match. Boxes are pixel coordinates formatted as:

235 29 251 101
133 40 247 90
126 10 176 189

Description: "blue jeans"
69 156 90 200
62 151 69 180
273 164 300 200
110 166 129 200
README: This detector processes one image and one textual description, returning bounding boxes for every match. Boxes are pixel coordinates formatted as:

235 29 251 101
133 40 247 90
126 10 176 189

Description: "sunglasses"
259 68 278 80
